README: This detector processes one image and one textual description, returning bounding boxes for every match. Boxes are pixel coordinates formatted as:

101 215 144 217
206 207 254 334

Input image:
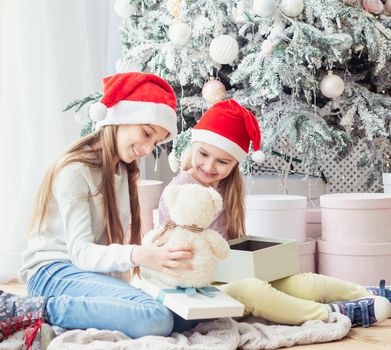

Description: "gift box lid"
245 194 307 210
320 193 391 210
139 277 244 320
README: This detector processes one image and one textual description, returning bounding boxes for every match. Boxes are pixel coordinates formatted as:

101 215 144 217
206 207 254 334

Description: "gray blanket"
44 312 351 350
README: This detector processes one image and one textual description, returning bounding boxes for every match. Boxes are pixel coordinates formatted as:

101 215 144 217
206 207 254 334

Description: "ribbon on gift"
157 286 219 303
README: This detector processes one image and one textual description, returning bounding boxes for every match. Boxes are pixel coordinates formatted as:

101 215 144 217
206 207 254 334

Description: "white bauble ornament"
202 78 226 104
168 152 180 173
261 39 273 56
209 35 239 65
168 21 191 46
114 0 138 18
320 71 345 98
167 0 182 17
252 0 276 17
280 0 304 17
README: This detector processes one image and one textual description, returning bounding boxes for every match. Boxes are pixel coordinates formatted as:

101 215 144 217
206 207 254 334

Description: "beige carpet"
2 281 390 349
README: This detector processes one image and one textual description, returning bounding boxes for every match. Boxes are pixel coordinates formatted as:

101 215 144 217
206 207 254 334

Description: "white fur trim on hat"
191 129 247 162
96 100 178 143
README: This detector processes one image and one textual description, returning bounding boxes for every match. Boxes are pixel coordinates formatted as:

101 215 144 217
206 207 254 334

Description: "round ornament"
320 71 345 98
261 39 273 56
168 21 191 46
252 0 276 17
114 0 138 18
202 78 227 104
209 35 239 65
362 0 384 14
167 0 182 17
280 0 304 17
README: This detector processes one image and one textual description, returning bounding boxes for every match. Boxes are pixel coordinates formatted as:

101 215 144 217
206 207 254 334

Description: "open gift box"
140 278 244 320
213 235 300 283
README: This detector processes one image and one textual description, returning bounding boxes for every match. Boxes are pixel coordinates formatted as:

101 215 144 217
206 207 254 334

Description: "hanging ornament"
333 32 353 51
320 71 345 99
261 39 273 56
252 0 276 17
202 77 227 104
280 0 304 17
167 0 182 17
168 21 191 46
362 0 384 14
209 35 239 65
114 0 138 18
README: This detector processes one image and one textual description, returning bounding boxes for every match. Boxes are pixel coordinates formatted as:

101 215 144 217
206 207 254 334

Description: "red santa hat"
192 99 265 163
89 72 177 143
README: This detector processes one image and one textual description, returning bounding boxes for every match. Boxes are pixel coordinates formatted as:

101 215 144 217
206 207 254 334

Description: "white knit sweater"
19 162 135 283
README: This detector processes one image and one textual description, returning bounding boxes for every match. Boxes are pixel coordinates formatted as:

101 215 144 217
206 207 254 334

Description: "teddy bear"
141 183 230 288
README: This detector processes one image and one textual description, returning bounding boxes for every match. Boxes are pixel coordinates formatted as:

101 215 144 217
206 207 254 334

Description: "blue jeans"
27 261 180 338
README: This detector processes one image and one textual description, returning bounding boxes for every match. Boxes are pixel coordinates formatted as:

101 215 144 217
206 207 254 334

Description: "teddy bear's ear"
163 184 181 208
207 187 223 212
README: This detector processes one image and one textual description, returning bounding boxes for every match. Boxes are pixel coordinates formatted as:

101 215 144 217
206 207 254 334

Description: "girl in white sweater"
1 73 193 347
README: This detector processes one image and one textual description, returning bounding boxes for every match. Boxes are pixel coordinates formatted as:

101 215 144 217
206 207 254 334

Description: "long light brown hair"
182 145 246 240
30 125 141 247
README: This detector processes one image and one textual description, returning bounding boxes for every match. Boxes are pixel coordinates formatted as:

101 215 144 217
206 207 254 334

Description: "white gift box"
245 194 307 242
213 235 300 283
140 278 244 320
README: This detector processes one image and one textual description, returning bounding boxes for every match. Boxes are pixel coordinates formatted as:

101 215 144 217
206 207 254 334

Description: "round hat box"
245 194 307 242
320 193 391 243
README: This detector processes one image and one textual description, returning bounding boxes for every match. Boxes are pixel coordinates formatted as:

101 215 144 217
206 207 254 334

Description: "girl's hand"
131 245 193 278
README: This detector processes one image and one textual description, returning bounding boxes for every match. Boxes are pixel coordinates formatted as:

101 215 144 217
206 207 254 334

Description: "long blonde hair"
182 145 246 240
30 125 141 247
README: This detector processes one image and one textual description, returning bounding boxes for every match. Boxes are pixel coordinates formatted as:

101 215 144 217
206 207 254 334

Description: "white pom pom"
89 102 107 122
251 150 266 163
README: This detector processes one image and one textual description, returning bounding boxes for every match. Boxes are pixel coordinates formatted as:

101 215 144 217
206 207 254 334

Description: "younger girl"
0 72 193 346
159 98 391 328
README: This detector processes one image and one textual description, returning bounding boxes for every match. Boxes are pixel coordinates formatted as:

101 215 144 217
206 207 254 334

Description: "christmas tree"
66 0 391 192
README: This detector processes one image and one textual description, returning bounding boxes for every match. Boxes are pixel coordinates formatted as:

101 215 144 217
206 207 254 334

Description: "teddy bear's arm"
205 230 230 259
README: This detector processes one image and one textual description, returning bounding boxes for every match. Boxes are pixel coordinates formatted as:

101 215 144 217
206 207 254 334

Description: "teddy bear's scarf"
152 219 203 244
